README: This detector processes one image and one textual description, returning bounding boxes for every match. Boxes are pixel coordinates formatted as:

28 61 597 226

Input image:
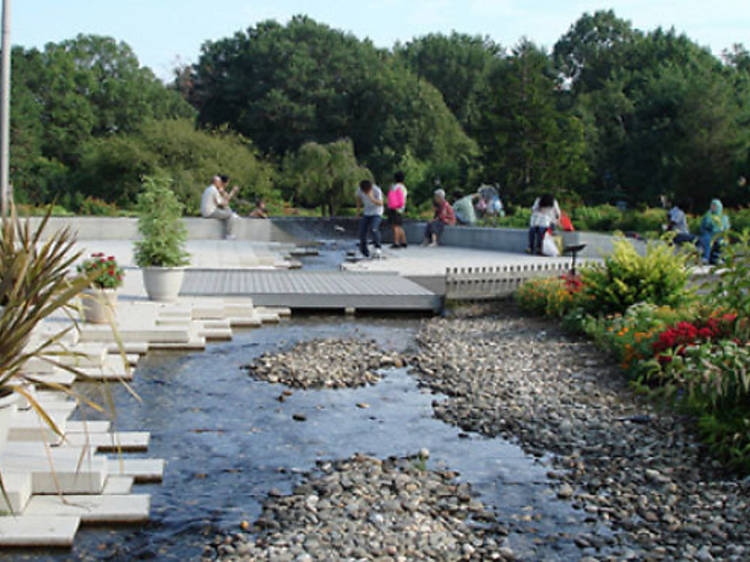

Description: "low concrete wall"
27 215 643 257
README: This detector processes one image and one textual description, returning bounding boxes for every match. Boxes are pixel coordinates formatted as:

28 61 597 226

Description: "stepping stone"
0 450 107 494
106 342 149 355
200 319 231 329
107 458 164 483
155 316 191 326
56 344 108 368
8 404 76 442
24 494 151 523
227 316 262 328
148 338 206 351
253 309 281 323
0 471 32 514
102 475 134 495
223 302 255 317
79 326 191 344
198 327 233 341
66 421 111 433
64 432 149 452
25 370 77 387
0 515 80 547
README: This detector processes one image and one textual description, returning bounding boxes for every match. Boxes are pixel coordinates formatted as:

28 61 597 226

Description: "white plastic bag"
542 231 560 257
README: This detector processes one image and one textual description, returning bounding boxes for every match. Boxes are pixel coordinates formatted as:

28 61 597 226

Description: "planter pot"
142 267 185 302
81 288 118 324
0 389 20 451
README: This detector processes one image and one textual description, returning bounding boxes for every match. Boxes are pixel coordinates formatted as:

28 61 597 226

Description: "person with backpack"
387 171 408 248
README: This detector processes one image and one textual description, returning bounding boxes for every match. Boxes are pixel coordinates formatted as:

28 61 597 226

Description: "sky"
12 0 750 80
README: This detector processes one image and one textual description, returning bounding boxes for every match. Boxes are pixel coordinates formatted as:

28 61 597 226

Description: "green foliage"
74 119 275 213
515 277 582 318
189 16 477 185
580 236 694 315
133 176 190 268
9 36 195 205
77 197 119 216
707 229 750 318
476 40 590 200
281 139 372 215
77 253 124 290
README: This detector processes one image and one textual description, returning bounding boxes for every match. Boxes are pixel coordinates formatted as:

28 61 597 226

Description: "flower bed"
516 233 750 473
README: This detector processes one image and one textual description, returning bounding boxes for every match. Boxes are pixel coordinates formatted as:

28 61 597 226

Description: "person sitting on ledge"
422 189 455 247
249 199 268 218
201 175 240 239
452 191 480 226
699 198 730 265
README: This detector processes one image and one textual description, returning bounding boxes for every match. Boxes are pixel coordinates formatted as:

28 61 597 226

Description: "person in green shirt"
699 198 730 264
453 191 480 225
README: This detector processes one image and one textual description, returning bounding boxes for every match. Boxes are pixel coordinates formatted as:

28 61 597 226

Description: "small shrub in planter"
133 175 190 302
77 253 124 290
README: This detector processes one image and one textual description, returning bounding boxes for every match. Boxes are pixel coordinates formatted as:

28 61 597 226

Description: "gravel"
409 306 750 560
242 338 406 389
207 453 514 561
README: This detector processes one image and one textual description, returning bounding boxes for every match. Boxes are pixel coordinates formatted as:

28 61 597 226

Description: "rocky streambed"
208 452 513 561
243 338 406 389
208 308 750 561
411 307 750 561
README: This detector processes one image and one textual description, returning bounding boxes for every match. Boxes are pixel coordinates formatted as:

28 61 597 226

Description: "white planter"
0 390 20 451
81 288 118 324
142 267 185 302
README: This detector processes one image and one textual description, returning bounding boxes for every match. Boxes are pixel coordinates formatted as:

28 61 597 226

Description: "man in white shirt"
201 175 239 239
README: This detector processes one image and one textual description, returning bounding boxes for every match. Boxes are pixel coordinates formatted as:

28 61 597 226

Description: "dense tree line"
8 11 750 214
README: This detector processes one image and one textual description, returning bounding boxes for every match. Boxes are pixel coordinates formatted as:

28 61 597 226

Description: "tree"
553 10 639 92
281 138 371 215
395 32 502 128
476 40 589 201
73 118 274 213
187 16 477 185
9 35 196 205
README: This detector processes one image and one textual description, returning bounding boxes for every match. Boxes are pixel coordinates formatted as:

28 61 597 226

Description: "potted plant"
77 253 124 323
134 175 190 302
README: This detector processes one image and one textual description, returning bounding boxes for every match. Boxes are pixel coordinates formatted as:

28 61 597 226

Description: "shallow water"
10 317 611 561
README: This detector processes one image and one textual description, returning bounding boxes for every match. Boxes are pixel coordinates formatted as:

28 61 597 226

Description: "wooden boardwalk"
180 269 441 312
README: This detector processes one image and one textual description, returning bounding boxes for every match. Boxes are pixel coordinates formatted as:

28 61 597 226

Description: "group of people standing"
355 173 464 257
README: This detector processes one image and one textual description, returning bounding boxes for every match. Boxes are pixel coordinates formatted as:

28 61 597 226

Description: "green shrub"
571 204 622 231
78 197 119 216
515 277 582 318
133 175 190 268
580 236 694 316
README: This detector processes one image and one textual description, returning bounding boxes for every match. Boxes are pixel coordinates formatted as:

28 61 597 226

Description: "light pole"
0 0 10 220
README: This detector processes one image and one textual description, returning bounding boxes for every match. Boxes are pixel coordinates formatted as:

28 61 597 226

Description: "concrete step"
79 325 190 344
106 342 149 355
0 449 107 494
107 458 164 483
65 421 111 433
102 475 134 495
24 494 151 524
8 403 77 442
25 370 77 387
228 316 262 328
0 471 33 514
148 338 206 351
64 431 149 452
0 515 80 547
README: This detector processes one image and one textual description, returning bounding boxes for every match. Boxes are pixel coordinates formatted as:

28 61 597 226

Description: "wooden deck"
179 269 441 312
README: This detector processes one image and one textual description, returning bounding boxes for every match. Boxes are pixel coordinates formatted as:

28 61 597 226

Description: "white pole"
0 0 10 220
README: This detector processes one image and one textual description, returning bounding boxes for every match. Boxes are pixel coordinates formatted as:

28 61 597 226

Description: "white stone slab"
198 328 233 341
79 326 191 344
25 370 76 387
24 494 150 523
64 432 149 452
228 316 262 328
0 451 107 494
102 475 134 494
148 338 206 351
0 471 32 514
65 420 111 433
106 342 149 355
8 406 74 442
223 303 255 317
0 515 80 546
107 458 164 483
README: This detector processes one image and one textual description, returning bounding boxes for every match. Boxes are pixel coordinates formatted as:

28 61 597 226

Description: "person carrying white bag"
527 193 560 255
541 228 560 257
